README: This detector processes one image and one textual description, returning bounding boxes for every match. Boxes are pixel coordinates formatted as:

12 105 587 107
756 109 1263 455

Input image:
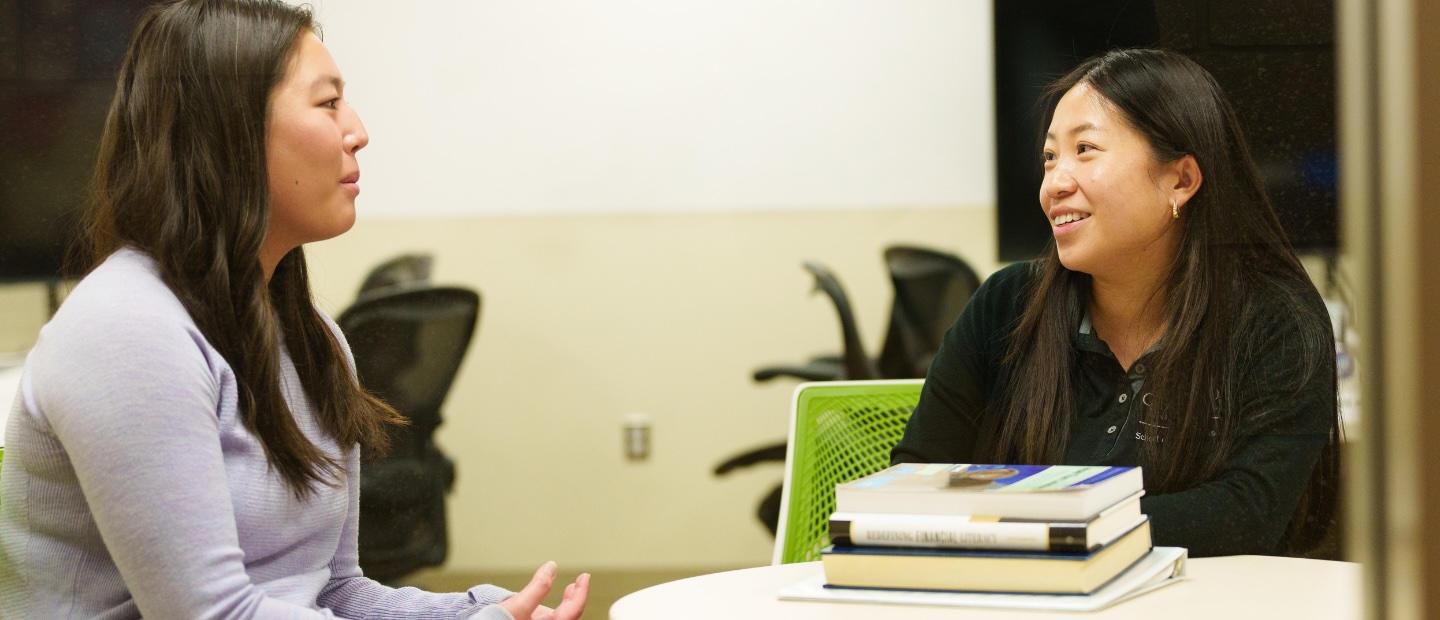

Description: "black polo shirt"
1069 311 1158 462
892 261 1335 557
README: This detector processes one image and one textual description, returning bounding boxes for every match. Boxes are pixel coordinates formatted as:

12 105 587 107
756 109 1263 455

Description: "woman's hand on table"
499 561 590 620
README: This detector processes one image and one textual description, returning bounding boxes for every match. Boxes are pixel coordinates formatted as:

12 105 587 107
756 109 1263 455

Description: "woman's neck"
1088 270 1170 371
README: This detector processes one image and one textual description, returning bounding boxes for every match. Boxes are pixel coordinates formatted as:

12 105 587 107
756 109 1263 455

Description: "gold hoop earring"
1171 198 1179 219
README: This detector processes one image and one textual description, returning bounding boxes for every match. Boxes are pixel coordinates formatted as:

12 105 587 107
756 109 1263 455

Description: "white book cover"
778 546 1187 612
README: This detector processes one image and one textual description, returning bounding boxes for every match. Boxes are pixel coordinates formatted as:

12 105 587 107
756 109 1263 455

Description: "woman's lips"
1051 213 1090 236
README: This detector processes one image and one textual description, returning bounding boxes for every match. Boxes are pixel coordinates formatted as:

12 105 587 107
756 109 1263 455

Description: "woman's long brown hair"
985 49 1340 556
81 0 405 498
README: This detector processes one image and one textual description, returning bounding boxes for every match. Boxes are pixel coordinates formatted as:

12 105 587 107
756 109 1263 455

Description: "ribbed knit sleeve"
0 249 518 619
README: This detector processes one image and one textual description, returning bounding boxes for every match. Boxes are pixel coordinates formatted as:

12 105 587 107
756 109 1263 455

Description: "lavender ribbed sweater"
0 248 515 620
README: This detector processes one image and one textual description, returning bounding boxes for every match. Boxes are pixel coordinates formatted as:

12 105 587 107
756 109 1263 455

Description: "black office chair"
728 246 981 535
338 285 480 583
752 261 879 383
752 247 980 384
875 246 982 379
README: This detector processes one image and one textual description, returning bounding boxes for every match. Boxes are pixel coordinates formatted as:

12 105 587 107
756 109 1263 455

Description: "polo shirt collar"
1077 308 1163 362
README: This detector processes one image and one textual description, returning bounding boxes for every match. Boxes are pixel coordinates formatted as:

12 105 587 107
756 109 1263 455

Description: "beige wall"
299 205 998 572
0 285 47 355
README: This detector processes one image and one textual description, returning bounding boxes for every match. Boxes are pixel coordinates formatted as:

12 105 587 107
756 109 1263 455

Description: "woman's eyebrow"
309 75 345 92
1045 122 1100 140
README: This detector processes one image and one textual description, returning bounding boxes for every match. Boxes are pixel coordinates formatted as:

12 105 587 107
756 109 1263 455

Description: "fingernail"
544 561 557 576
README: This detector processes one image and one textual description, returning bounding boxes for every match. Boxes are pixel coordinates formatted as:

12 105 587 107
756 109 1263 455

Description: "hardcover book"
836 463 1143 520
830 491 1145 552
820 519 1152 594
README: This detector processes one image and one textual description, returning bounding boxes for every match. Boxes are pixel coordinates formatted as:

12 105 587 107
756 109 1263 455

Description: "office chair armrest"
713 441 789 475
752 359 844 382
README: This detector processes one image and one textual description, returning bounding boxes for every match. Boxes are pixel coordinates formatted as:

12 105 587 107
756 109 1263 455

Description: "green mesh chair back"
773 379 924 564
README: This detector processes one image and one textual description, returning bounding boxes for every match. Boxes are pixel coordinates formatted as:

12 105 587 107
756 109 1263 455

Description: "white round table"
610 556 1360 620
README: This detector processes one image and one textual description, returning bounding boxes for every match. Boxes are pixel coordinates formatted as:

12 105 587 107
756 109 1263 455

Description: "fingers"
499 562 557 619
551 573 591 620
496 563 588 620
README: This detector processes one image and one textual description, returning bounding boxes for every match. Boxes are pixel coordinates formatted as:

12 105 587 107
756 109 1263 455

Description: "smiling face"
1040 83 1182 280
261 32 368 276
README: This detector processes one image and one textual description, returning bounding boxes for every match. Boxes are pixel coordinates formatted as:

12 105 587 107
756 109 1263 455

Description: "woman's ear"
1172 154 1203 208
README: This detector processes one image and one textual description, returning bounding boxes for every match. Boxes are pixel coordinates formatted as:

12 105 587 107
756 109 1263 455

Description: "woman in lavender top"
0 1 588 618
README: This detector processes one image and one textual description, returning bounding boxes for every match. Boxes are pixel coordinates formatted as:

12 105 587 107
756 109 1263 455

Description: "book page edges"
779 546 1189 612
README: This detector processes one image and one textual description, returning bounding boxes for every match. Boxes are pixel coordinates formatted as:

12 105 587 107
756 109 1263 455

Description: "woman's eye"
1042 151 1055 162
322 98 339 110
1078 143 1095 154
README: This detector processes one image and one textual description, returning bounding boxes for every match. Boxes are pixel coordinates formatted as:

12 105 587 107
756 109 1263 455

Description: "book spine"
831 514 1088 552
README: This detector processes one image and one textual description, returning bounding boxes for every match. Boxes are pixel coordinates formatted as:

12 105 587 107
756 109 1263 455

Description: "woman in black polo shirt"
892 48 1340 558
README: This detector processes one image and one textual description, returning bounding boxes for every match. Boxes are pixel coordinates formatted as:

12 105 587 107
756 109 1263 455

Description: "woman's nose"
344 109 369 154
1042 167 1077 199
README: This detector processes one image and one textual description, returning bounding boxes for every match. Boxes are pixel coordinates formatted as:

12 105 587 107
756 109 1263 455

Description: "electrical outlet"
623 413 651 461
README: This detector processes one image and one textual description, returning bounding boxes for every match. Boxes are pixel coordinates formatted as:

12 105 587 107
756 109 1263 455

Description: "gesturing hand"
499 561 590 620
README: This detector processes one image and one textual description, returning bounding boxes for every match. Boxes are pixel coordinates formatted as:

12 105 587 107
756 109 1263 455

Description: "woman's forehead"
1052 85 1119 131
1047 83 1143 144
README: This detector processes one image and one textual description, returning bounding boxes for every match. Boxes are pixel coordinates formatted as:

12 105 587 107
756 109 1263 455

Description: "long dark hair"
82 0 404 497
986 49 1340 555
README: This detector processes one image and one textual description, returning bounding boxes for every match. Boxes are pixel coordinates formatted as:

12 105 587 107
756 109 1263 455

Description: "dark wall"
995 0 1337 262
0 0 154 281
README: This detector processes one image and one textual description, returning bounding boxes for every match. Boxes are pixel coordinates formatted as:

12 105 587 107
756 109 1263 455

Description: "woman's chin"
1054 248 1090 274
327 206 358 240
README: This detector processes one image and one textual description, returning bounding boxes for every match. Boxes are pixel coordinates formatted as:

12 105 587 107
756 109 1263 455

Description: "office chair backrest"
802 261 879 380
356 253 435 304
336 285 480 582
877 246 982 378
773 379 924 565
339 286 478 440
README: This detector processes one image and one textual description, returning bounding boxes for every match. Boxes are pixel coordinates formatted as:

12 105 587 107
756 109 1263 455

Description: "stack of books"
819 463 1155 595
